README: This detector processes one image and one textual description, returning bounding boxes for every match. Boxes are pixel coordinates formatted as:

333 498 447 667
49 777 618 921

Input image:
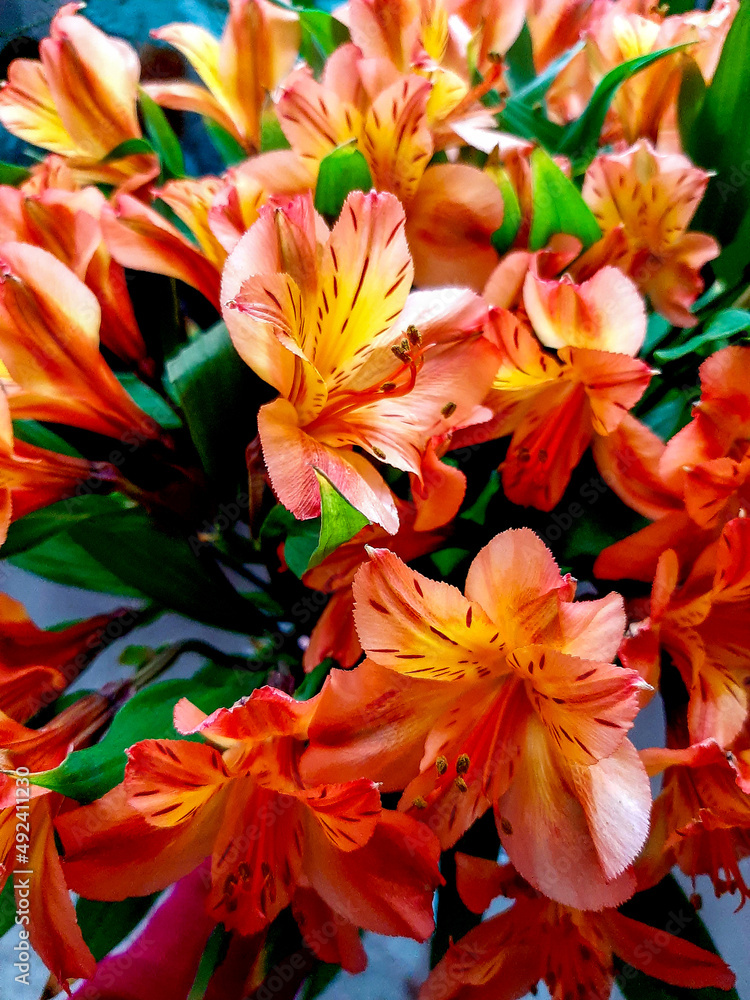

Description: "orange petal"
524 266 647 356
498 718 649 908
410 438 466 531
604 910 736 990
277 66 361 164
305 809 442 941
302 778 381 851
0 59 77 155
509 645 644 764
292 887 367 974
406 163 505 290
565 346 653 436
352 546 500 681
125 739 231 827
258 396 399 531
102 195 221 308
142 80 241 142
591 413 683 519
303 588 362 671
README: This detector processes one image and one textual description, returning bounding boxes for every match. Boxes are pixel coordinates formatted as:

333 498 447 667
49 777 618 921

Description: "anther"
454 776 468 793
441 402 457 418
456 753 470 775
406 324 421 346
436 755 448 776
412 796 427 809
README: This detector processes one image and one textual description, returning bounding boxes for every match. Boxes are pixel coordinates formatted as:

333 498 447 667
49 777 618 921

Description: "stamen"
412 796 428 809
456 753 470 775
454 776 468 793
441 401 457 418
436 755 448 776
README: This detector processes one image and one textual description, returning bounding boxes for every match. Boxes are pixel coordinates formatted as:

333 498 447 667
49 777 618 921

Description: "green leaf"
654 309 750 362
76 895 161 962
509 39 585 106
139 89 185 180
11 419 82 456
261 112 291 152
0 161 31 186
284 522 322 579
504 23 535 93
617 875 740 1000
643 313 673 355
528 148 601 251
299 8 350 75
558 46 687 168
29 662 263 802
117 372 182 430
0 877 15 939
67 508 262 632
301 961 341 999
102 137 155 162
2 493 134 558
642 387 695 440
495 101 565 148
295 658 333 701
165 320 260 492
314 142 373 218
490 168 522 255
306 470 369 570
461 471 501 525
8 532 145 597
431 547 469 576
203 118 247 166
188 925 232 1000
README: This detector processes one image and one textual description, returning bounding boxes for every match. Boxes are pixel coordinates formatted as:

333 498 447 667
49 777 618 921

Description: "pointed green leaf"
654 309 750 363
558 46 687 168
528 147 601 250
490 168 522 254
314 141 373 218
203 117 247 166
307 469 369 570
1 493 133 558
0 161 31 186
139 89 186 180
102 137 155 162
77 895 161 962
299 8 350 75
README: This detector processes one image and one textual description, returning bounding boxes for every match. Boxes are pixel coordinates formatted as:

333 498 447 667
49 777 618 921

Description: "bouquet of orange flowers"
0 0 749 996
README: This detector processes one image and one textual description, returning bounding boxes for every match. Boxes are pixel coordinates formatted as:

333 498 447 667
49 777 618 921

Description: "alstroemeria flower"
546 0 737 147
597 346 750 582
59 686 442 973
0 4 157 192
0 390 121 549
275 44 506 288
0 180 149 372
453 254 653 510
303 528 652 909
0 592 131 723
577 141 719 327
0 694 114 987
0 243 160 442
145 0 300 152
638 739 750 906
421 854 735 1000
620 517 750 748
222 190 499 533
302 499 448 671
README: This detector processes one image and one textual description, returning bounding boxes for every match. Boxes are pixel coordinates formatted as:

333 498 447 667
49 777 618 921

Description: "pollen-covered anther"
412 796 428 809
436 755 448 776
406 324 422 347
372 446 386 460
441 401 457 418
392 342 411 364
381 381 397 393
456 753 470 775
454 776 468 793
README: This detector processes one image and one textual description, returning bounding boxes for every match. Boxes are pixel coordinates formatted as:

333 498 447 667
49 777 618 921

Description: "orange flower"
58 686 442 972
597 346 750 582
620 517 750 748
303 528 651 909
577 141 719 327
145 0 300 152
223 190 499 532
0 4 158 192
0 694 114 986
455 251 653 510
0 390 121 548
0 243 160 441
0 180 149 372
421 853 735 999
301 500 448 670
275 44 506 288
0 593 132 723
638 739 750 905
